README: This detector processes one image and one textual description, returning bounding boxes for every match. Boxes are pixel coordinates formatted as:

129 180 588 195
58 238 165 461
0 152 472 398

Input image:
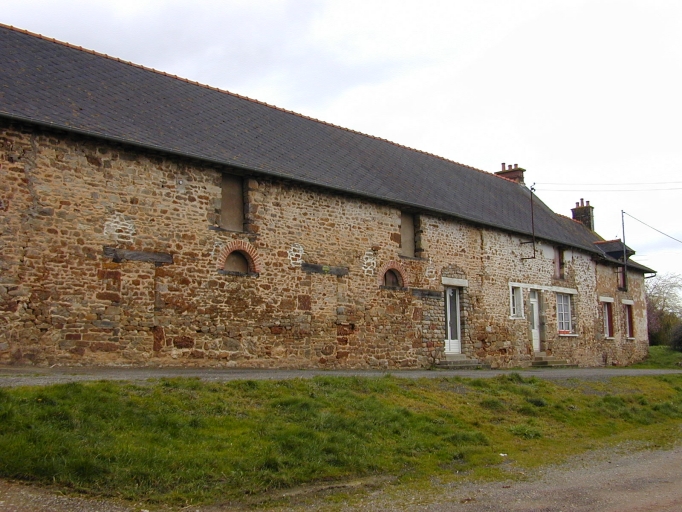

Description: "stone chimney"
495 163 525 185
571 198 594 231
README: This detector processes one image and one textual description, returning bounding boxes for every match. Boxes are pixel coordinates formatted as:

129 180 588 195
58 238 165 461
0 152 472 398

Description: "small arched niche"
224 250 250 274
383 268 403 288
216 240 261 277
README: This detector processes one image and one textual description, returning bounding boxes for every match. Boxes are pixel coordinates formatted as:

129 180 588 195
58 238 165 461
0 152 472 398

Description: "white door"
529 290 540 352
445 287 461 354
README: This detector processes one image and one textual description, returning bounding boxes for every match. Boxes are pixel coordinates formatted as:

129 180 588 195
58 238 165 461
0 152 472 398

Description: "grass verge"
629 345 682 368
1 373 681 507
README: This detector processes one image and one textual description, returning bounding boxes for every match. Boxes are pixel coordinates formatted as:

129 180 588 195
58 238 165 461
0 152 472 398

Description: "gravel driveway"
1 365 681 388
300 445 682 512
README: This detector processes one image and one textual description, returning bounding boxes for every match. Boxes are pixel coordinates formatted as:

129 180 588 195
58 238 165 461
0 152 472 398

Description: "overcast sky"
3 0 681 275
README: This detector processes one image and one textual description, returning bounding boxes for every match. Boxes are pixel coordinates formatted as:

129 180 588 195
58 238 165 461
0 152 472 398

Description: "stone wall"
0 119 649 367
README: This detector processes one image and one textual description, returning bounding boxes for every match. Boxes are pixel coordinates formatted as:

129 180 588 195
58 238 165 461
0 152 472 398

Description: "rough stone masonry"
0 120 649 368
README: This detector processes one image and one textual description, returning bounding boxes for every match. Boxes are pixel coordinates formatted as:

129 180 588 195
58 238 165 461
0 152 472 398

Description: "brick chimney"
571 198 594 231
495 163 525 185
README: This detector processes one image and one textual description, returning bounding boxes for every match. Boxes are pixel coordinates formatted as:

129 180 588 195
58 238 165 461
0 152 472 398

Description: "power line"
623 212 682 245
541 187 682 192
538 181 682 186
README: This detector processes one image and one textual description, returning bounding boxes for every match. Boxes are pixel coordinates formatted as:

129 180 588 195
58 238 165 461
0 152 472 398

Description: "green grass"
1 373 682 507
630 345 682 368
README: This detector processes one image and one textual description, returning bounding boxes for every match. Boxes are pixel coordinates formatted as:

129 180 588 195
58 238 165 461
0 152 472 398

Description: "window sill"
217 269 259 278
509 315 526 320
558 333 578 337
398 254 427 261
626 337 635 341
209 225 258 236
209 225 241 233
605 336 614 340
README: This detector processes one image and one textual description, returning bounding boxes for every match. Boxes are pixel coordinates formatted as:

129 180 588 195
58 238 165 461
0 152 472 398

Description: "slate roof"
0 25 653 272
555 216 654 273
594 240 635 259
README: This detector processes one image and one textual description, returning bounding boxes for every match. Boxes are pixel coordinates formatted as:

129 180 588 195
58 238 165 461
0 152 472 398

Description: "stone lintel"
411 288 443 298
103 246 173 264
301 263 348 276
441 277 469 287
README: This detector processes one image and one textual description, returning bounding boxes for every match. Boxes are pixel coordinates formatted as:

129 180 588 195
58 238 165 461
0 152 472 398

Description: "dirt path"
332 445 682 512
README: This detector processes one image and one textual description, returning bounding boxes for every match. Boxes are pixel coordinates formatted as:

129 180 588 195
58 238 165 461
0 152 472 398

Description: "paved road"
0 365 681 387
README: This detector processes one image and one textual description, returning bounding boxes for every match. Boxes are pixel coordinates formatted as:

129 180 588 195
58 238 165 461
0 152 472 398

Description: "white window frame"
623 301 635 338
510 286 524 318
602 302 614 338
556 293 573 333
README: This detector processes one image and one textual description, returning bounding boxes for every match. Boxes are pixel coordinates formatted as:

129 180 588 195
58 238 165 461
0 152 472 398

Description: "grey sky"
3 0 681 274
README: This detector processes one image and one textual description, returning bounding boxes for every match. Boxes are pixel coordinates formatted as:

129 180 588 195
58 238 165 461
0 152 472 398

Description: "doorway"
445 287 461 354
529 290 541 352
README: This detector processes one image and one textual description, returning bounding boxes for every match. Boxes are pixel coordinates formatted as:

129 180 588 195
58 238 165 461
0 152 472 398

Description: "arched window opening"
224 251 249 273
384 269 402 288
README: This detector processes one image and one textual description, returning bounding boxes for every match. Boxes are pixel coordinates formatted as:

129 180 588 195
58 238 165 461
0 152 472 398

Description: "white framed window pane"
510 286 523 317
603 302 613 337
557 293 572 331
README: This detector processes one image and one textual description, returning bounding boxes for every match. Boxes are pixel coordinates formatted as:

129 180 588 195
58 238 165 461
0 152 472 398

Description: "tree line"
646 273 682 350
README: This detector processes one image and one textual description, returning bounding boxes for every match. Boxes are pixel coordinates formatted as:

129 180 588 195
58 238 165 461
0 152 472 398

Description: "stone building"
0 25 654 368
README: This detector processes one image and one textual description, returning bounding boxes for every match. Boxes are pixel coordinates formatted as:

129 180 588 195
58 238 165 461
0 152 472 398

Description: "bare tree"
646 273 682 347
